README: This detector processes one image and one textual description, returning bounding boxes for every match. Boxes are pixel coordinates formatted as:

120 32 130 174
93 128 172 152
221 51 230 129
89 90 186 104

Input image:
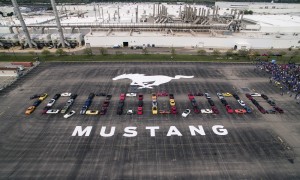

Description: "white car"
201 109 213 114
250 93 261 97
152 100 158 107
182 109 191 117
238 100 246 106
61 92 72 97
126 93 137 97
46 99 56 107
46 109 60 114
216 93 224 99
204 93 211 99
126 110 134 115
64 110 75 118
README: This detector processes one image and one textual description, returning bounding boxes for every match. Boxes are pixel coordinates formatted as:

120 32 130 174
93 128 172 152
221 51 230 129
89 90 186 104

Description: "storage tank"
51 33 84 48
0 33 19 47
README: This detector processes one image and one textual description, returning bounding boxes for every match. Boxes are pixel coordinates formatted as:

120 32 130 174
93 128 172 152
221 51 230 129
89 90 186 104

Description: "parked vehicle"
64 110 75 118
182 109 191 117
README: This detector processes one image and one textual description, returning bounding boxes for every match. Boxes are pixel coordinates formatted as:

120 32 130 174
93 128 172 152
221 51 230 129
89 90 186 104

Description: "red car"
102 100 110 107
274 106 284 113
157 91 168 96
171 106 177 114
188 93 194 100
225 105 234 114
245 93 252 99
41 106 50 114
100 107 107 115
137 107 143 115
212 106 219 114
138 94 143 100
159 110 170 114
120 93 125 100
193 106 200 114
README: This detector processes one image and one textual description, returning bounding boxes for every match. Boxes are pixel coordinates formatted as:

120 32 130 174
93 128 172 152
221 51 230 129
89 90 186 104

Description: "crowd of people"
255 60 300 103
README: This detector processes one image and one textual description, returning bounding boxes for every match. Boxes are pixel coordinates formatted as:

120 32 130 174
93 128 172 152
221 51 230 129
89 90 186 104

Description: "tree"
99 48 107 56
225 49 233 58
142 48 149 55
28 51 35 56
238 49 249 57
254 51 260 56
292 50 299 57
279 51 286 56
171 47 176 56
115 51 122 55
197 49 206 56
41 49 51 57
55 48 67 56
83 48 93 56
212 49 220 56
244 10 253 15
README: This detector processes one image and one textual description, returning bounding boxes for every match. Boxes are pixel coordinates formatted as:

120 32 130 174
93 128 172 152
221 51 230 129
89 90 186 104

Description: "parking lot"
0 62 299 179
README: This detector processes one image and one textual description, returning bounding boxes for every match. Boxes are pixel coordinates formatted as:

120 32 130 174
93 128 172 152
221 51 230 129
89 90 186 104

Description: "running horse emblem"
112 74 194 89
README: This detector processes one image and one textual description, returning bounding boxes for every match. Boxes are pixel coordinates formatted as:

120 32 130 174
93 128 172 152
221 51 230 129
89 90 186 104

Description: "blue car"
243 106 252 113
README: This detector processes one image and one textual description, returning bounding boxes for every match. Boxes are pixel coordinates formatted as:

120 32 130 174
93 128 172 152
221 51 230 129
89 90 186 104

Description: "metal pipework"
51 0 65 48
11 0 32 48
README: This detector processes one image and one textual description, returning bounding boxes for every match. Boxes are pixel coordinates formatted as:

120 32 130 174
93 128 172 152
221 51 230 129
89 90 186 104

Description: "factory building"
0 67 20 77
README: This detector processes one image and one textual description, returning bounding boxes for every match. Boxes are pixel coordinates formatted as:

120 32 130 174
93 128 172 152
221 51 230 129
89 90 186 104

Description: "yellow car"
38 93 48 101
86 110 99 115
25 106 35 115
151 93 157 100
222 92 232 97
152 106 158 115
170 99 176 106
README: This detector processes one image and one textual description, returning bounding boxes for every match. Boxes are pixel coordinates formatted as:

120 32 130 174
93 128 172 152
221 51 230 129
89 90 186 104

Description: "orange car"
25 106 35 115
151 93 157 100
235 109 246 114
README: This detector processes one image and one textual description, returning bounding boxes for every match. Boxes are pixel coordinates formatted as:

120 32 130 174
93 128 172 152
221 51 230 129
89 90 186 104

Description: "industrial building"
0 2 299 50
0 67 20 77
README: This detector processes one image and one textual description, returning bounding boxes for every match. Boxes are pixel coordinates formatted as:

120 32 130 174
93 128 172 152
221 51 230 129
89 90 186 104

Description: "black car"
208 99 215 106
70 94 78 99
53 94 61 100
106 95 112 100
266 109 276 114
194 92 203 96
267 100 276 106
233 93 240 100
169 94 174 99
138 100 143 107
118 101 125 108
32 100 42 107
117 107 123 115
221 99 228 106
261 94 269 100
96 93 106 96
191 100 197 107
30 94 40 100
88 93 95 99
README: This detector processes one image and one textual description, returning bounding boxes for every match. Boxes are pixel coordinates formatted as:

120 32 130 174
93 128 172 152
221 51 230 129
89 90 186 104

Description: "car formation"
25 91 284 117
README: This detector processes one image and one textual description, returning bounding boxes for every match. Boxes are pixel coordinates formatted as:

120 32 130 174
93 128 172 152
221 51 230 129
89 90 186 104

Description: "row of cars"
151 92 178 115
187 93 219 114
245 93 283 114
80 93 112 115
25 93 48 115
217 92 252 114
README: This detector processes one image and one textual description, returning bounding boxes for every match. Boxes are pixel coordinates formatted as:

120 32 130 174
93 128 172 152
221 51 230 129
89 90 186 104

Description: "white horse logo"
112 73 194 89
